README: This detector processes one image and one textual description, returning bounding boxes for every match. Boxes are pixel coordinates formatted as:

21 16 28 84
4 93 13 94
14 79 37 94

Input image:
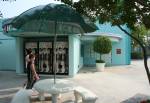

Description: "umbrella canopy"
2 3 98 36
2 3 98 84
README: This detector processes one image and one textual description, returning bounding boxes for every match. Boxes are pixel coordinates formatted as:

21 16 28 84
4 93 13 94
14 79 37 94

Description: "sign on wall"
116 48 121 54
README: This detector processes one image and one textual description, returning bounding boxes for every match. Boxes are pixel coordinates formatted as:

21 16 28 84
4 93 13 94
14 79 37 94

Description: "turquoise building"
0 19 131 77
0 20 16 71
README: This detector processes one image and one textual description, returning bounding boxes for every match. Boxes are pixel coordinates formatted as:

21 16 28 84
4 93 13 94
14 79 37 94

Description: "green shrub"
93 36 112 63
95 60 105 63
131 52 143 59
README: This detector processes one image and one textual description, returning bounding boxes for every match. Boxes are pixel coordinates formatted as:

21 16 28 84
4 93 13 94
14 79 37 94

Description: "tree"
93 36 112 63
132 25 149 52
61 0 150 84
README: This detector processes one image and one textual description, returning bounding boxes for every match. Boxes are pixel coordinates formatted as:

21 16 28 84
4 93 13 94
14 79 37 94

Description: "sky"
0 0 78 18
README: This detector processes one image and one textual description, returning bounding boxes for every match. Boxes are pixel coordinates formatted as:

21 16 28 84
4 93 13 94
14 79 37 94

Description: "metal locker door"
39 42 52 73
55 42 69 75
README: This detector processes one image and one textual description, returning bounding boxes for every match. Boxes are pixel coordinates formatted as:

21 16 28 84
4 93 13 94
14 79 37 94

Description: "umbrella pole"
53 20 57 84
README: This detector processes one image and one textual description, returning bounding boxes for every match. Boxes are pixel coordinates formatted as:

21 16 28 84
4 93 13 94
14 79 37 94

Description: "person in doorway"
26 54 40 89
23 49 32 88
25 49 32 68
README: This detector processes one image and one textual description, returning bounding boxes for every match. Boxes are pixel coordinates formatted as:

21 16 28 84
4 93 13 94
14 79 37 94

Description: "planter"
96 63 106 72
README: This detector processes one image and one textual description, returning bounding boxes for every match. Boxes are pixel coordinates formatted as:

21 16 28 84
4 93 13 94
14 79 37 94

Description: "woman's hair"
29 54 35 59
26 48 32 54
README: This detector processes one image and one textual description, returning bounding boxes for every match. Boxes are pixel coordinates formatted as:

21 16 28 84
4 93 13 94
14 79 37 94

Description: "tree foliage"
61 0 150 29
93 36 112 62
93 36 112 55
132 25 150 47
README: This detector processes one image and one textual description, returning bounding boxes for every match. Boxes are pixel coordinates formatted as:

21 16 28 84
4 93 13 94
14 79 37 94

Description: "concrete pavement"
74 59 150 103
0 59 150 103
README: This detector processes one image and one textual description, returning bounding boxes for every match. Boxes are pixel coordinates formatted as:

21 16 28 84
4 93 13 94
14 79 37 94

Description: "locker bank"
24 37 69 75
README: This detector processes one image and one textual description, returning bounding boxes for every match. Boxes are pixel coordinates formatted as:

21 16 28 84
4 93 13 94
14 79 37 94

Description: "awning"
81 32 122 42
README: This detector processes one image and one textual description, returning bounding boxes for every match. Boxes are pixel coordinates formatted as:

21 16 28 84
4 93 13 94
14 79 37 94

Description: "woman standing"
26 54 39 89
24 49 32 88
25 49 32 69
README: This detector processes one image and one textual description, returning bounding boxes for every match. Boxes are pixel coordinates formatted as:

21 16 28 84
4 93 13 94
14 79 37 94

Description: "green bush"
93 36 112 63
131 52 143 59
95 60 105 63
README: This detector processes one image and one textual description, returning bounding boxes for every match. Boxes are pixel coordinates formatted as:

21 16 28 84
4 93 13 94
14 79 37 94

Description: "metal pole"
53 20 57 84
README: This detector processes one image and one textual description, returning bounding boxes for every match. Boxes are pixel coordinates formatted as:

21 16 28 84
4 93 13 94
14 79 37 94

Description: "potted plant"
93 36 112 71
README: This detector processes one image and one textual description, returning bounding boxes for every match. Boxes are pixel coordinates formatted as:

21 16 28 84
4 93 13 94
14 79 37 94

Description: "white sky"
0 0 78 18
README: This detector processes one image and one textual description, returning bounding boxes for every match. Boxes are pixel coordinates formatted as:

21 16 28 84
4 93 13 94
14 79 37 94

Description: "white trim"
80 31 122 42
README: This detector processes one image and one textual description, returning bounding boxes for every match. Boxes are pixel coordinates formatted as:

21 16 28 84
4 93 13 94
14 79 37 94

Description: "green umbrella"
2 3 98 84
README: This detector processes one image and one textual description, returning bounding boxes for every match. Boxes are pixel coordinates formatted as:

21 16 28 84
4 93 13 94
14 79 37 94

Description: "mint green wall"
80 57 83 68
97 22 131 65
0 19 16 71
15 37 24 73
82 41 97 66
111 29 131 65
69 35 81 77
112 41 126 65
0 37 16 70
111 37 130 65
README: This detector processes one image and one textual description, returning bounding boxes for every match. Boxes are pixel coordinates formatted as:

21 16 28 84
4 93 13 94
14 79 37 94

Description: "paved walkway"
74 59 150 103
0 59 150 103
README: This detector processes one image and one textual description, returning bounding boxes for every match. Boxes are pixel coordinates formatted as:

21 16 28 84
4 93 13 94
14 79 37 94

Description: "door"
39 42 53 73
55 42 69 74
